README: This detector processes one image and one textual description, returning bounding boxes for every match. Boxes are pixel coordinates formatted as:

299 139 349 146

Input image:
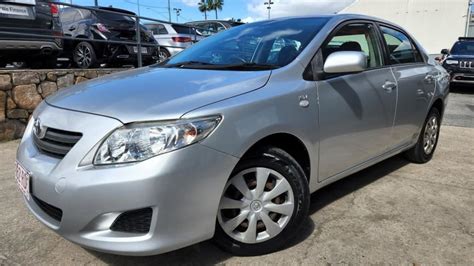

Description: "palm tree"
207 0 224 19
198 1 209 20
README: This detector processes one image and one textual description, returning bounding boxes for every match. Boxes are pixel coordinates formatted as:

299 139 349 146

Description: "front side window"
161 18 329 70
380 26 422 64
322 23 383 69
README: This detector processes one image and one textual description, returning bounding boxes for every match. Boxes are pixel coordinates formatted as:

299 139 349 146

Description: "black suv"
441 37 474 85
60 6 158 68
0 0 62 68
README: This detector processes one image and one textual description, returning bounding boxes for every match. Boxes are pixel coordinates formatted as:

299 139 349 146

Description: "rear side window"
60 9 77 24
380 26 423 64
97 11 134 22
149 24 168 35
172 25 194 34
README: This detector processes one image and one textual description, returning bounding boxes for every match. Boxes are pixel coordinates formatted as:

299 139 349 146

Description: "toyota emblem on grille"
33 118 46 139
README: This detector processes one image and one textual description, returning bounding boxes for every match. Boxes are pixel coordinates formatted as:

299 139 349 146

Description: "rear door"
317 22 397 181
378 25 436 147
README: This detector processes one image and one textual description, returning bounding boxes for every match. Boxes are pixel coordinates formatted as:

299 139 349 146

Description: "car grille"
459 61 474 69
33 127 82 158
32 195 63 222
110 208 153 234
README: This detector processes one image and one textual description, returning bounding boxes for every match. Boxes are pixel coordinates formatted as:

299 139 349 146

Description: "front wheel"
214 147 309 256
404 108 441 163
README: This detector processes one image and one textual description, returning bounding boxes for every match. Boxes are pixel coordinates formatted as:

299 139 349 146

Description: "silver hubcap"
217 167 295 244
76 44 92 67
158 50 169 62
423 115 439 154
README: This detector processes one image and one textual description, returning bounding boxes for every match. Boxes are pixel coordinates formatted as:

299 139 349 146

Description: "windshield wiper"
161 61 278 70
216 62 279 70
162 61 216 68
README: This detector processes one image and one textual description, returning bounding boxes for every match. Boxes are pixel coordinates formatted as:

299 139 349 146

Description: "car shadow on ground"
450 84 474 94
86 155 409 265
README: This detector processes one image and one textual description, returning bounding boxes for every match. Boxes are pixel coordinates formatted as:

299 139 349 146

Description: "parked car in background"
146 22 201 61
441 37 474 85
59 6 158 68
0 0 62 68
185 19 244 37
16 15 449 256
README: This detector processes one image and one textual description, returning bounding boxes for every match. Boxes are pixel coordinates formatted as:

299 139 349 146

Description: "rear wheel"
214 147 309 256
158 48 171 62
74 42 98 69
404 108 441 163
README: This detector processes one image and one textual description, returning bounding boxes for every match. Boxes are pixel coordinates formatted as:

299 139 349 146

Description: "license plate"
133 47 148 54
15 161 31 200
0 4 30 17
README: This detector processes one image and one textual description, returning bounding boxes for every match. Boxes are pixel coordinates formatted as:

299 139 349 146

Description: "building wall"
341 0 470 54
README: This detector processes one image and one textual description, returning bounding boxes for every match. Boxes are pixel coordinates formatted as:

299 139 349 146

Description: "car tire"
158 48 171 62
404 107 441 164
73 42 98 69
214 147 310 256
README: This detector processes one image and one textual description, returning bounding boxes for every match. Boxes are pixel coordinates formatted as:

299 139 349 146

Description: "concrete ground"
0 88 473 265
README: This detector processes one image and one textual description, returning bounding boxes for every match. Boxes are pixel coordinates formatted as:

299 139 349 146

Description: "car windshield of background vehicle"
450 41 474 55
160 17 329 70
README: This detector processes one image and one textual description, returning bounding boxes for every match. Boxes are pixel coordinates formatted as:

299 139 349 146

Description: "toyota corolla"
16 14 449 256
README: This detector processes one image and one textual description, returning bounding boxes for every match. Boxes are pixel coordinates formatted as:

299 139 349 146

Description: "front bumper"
450 72 474 84
17 103 238 255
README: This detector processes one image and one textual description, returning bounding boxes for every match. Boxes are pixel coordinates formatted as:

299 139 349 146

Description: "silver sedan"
16 14 449 256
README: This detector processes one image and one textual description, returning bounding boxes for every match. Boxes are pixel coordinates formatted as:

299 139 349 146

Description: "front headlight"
94 116 221 165
445 60 459 65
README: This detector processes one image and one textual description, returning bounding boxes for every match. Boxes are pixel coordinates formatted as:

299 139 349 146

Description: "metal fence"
0 1 216 68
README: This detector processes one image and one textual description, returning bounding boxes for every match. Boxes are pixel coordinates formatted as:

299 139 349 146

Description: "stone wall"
0 69 124 141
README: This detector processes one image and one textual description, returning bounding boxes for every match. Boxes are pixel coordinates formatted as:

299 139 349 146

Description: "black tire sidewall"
421 108 441 159
214 147 310 256
409 108 441 163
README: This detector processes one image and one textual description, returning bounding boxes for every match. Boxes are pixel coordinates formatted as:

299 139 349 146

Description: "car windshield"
451 41 474 55
160 17 329 70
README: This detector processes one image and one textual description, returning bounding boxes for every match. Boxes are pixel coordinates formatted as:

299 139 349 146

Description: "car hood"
46 67 271 123
447 55 474 60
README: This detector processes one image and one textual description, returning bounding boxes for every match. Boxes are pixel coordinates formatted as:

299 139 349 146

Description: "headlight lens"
94 116 221 165
445 60 459 65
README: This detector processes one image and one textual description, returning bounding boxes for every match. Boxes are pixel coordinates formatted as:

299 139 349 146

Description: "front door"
316 22 397 181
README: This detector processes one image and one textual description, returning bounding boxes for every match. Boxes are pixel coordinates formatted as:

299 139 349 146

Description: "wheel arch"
239 133 311 182
431 97 444 115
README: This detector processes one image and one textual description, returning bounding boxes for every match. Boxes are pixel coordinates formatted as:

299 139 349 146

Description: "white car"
147 22 202 61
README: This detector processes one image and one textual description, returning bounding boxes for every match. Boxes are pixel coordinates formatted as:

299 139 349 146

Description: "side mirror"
441 49 449 55
324 51 367 74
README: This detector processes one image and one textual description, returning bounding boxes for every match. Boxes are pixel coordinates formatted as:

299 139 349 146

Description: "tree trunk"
215 9 218 19
204 11 207 20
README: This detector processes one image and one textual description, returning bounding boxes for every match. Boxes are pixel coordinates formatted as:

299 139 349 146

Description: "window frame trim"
308 19 390 81
376 22 427 67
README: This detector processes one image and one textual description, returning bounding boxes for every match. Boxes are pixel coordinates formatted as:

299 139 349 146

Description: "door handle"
69 25 76 31
382 81 397 93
